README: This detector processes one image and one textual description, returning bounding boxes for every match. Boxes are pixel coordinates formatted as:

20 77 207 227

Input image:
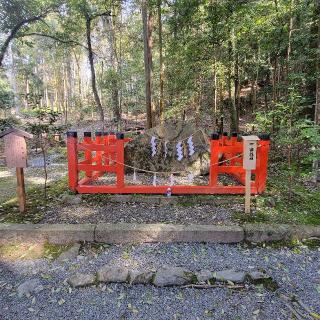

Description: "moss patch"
0 242 71 261
233 172 320 226
0 176 69 223
43 242 73 260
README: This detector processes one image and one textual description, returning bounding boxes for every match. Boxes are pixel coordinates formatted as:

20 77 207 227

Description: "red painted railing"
67 131 270 195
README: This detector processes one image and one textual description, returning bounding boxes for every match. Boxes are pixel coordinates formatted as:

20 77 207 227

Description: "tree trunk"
234 51 240 126
142 0 154 129
228 28 238 132
6 43 21 114
105 14 121 123
213 56 218 120
313 0 320 182
158 0 165 124
286 0 294 81
85 16 105 123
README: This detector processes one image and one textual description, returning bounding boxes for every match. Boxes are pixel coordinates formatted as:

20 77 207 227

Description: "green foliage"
0 116 20 131
254 87 320 170
0 77 13 110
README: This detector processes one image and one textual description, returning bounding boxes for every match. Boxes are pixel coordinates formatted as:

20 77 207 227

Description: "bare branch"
16 32 104 59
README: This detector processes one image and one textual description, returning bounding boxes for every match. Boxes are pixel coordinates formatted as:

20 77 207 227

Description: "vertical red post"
67 131 78 192
116 132 125 188
95 131 103 166
83 132 92 178
103 132 109 165
210 133 220 186
256 134 270 193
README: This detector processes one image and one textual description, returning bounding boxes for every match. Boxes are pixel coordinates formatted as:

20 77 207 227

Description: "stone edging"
0 223 319 245
67 266 273 289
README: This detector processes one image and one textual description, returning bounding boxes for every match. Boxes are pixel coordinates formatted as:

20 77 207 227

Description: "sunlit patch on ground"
0 243 45 261
0 169 13 178
58 205 96 219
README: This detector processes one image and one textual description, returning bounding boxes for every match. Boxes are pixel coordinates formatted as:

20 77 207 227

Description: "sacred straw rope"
102 153 244 175
79 140 266 175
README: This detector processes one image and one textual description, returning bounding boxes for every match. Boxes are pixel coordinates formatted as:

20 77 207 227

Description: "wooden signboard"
4 134 28 168
0 128 33 213
242 136 260 214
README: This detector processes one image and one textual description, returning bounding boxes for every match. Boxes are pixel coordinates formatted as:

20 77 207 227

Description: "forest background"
0 0 319 224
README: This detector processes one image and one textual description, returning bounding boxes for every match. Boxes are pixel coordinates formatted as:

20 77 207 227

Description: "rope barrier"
78 139 266 176
101 152 244 175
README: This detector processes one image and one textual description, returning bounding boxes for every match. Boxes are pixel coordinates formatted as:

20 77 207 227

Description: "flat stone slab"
97 265 129 283
0 224 47 245
95 223 244 244
0 223 95 245
0 223 318 245
244 224 320 243
244 224 292 242
56 243 81 262
68 273 96 288
214 270 246 283
153 267 193 286
40 224 95 244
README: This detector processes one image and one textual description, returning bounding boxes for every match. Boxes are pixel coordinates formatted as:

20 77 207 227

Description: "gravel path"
41 201 239 224
0 243 319 319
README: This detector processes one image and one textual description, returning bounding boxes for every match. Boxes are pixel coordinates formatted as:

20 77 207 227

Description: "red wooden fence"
67 131 270 195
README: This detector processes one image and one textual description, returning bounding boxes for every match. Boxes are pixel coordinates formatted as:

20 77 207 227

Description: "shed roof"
0 127 33 139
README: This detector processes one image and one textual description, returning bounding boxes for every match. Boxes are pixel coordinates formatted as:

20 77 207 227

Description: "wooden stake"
245 169 251 214
16 167 26 213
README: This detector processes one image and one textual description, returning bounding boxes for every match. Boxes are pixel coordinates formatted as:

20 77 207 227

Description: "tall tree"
82 6 110 123
0 0 60 67
105 12 121 123
142 0 154 129
158 0 164 124
313 0 320 182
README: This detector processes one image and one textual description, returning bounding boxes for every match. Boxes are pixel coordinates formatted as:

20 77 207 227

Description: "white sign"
242 136 260 170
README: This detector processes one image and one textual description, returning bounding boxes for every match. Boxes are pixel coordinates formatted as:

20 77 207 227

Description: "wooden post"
16 167 26 213
244 169 251 214
242 135 260 214
116 132 125 188
209 133 220 186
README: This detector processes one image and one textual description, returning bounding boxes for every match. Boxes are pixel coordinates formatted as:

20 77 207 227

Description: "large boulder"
124 121 210 176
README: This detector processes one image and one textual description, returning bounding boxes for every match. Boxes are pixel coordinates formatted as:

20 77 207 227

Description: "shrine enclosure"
66 131 270 195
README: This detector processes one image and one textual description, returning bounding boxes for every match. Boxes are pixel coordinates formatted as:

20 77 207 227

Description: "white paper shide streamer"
153 173 157 186
176 141 183 161
187 173 194 184
164 141 169 158
187 136 195 156
169 174 174 186
133 169 137 183
151 136 157 157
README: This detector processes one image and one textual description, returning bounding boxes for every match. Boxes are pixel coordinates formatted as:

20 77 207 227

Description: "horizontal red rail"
76 184 258 194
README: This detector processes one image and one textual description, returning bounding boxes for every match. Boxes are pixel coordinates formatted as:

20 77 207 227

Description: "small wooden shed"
0 127 33 168
0 127 33 213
